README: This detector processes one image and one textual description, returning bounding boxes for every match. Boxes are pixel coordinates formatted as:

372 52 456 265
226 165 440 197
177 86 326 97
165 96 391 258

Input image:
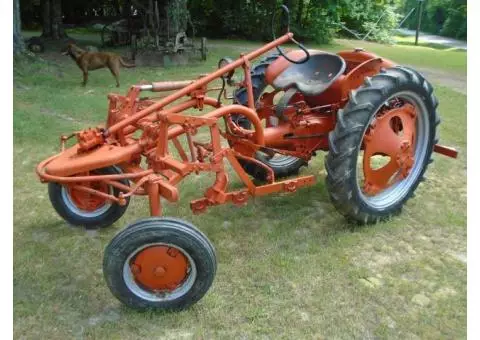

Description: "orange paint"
67 181 109 211
35 33 457 218
362 104 416 195
130 246 189 291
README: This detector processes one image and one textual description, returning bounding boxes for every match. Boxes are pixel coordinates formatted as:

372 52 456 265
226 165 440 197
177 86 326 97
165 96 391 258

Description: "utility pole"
415 0 424 45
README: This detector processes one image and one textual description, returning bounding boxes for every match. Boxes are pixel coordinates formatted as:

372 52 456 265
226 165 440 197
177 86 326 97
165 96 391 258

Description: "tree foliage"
402 0 467 40
188 0 401 43
18 0 467 43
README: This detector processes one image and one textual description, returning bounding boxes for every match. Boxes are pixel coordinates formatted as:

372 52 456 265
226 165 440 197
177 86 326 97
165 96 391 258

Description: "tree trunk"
123 0 132 18
296 0 304 26
114 0 121 16
41 0 66 39
13 0 25 54
41 0 52 37
51 0 66 39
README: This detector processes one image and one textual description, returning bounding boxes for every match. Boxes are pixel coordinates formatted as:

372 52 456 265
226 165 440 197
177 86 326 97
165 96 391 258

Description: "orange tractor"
36 6 457 310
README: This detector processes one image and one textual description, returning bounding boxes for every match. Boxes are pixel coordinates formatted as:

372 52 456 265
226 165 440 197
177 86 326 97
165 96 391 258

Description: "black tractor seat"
271 52 346 97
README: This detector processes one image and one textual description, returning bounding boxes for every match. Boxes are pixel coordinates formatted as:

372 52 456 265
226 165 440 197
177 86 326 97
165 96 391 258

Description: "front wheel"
103 217 216 311
48 166 130 229
325 66 439 224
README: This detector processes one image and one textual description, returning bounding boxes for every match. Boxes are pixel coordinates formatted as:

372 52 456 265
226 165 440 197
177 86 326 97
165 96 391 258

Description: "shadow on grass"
26 216 120 240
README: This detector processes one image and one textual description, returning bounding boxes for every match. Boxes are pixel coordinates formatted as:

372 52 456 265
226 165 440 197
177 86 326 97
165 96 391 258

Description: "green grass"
194 37 467 75
334 38 467 75
393 35 465 51
22 29 467 75
14 34 466 339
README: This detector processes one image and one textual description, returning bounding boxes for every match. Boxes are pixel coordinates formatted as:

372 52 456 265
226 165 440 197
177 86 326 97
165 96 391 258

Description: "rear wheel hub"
362 103 417 195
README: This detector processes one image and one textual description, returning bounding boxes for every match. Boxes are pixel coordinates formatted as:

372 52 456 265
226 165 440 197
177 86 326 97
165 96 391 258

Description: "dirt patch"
87 308 121 326
448 252 467 264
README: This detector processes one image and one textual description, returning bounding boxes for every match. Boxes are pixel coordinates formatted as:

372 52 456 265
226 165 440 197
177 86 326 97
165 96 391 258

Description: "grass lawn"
211 38 467 75
14 32 467 339
334 38 467 75
393 35 463 50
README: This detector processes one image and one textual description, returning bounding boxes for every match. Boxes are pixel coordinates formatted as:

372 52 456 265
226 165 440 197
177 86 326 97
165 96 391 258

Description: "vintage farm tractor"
36 6 457 310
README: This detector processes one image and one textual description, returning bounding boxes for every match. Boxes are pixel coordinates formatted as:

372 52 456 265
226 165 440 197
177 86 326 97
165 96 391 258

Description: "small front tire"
48 166 130 229
103 217 216 311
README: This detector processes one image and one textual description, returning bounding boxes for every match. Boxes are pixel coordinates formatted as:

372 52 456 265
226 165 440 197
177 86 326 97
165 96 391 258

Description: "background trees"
16 0 467 44
402 0 467 40
41 0 67 39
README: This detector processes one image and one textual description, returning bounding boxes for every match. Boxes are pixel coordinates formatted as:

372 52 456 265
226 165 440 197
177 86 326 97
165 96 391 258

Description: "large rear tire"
325 66 440 224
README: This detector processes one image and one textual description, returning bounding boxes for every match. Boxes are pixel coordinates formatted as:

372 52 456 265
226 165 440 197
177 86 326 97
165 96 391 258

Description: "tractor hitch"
433 144 458 159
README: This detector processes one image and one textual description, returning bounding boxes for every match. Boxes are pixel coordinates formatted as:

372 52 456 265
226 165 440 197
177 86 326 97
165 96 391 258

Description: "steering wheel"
272 5 310 65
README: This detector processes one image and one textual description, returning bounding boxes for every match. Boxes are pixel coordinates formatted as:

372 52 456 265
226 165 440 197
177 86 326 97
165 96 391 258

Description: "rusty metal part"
433 144 458 158
218 57 235 79
150 80 194 92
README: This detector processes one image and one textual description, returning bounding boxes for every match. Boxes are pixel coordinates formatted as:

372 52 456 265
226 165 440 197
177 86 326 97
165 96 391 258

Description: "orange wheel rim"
67 181 110 212
130 245 189 291
362 103 417 195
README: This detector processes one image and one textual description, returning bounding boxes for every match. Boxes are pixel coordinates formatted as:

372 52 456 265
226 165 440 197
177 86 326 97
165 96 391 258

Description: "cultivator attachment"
36 32 318 219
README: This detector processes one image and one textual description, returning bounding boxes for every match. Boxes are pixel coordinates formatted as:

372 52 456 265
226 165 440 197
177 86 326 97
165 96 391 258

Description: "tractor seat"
270 52 346 97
